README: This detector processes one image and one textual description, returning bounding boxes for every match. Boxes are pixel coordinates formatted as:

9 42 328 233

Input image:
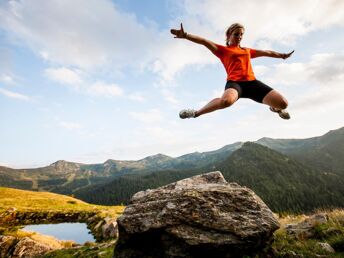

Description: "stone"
113 171 280 258
12 237 54 258
0 235 17 257
316 242 335 253
101 218 119 239
285 250 303 258
285 213 328 238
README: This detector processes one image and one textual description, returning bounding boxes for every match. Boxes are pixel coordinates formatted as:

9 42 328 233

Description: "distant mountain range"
1 126 344 213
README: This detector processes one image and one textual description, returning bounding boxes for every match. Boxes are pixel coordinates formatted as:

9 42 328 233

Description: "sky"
0 0 344 168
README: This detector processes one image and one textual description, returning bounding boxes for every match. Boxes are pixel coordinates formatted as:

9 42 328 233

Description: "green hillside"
75 142 344 213
257 127 344 175
218 142 344 213
0 187 124 215
74 168 205 206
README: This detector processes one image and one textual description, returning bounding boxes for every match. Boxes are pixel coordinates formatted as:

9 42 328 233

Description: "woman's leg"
195 88 239 117
262 90 288 110
262 89 290 119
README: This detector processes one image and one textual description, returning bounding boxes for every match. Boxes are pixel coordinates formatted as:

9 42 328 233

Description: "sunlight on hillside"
0 187 124 215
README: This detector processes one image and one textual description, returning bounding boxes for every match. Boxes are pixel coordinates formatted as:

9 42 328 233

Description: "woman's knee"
221 97 235 107
278 98 288 110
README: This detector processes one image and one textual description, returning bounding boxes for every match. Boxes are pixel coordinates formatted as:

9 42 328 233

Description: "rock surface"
113 171 280 258
316 242 335 253
0 235 17 257
12 237 54 258
285 213 328 238
0 235 60 258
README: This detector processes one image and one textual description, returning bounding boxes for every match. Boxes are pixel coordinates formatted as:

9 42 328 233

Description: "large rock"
11 237 54 258
0 233 66 258
113 171 280 258
0 235 17 257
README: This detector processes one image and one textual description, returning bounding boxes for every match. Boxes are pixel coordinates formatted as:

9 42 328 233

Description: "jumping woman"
170 23 294 120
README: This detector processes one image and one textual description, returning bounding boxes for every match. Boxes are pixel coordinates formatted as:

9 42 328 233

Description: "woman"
170 23 294 120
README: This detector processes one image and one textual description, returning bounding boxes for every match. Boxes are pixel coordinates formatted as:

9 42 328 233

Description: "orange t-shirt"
214 44 257 81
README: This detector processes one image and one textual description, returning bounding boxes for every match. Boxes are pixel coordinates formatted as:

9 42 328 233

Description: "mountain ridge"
1 126 343 210
74 141 344 213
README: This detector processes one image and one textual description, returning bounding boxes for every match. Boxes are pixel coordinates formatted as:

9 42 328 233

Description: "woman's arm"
254 49 294 59
171 23 219 54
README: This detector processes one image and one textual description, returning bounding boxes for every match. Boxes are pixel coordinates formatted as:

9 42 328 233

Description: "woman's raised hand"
282 50 295 59
170 23 187 38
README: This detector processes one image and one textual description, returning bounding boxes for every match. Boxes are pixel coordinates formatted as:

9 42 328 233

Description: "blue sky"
1 0 344 168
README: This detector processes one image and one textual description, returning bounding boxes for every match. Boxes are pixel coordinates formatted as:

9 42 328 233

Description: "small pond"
22 222 95 244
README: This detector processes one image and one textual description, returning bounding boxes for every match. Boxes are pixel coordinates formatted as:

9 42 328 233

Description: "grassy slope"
273 209 344 257
0 187 124 216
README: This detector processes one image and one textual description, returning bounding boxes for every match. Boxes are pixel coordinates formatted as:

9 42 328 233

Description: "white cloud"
174 0 344 45
58 121 83 130
130 109 163 123
269 62 308 85
160 88 179 104
128 92 146 102
142 126 175 140
254 52 344 115
87 81 123 97
308 53 344 83
0 0 159 70
0 74 15 85
0 88 30 100
211 89 223 98
44 68 125 98
1 0 344 85
45 67 83 86
266 52 344 86
152 0 344 83
151 41 217 82
253 65 269 77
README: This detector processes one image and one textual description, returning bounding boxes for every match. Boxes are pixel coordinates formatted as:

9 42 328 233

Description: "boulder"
12 237 54 258
0 235 17 257
113 171 280 258
101 218 119 239
285 213 328 238
316 242 335 253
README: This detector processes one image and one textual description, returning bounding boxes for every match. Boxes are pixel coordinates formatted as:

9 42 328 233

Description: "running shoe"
270 107 290 120
179 109 197 119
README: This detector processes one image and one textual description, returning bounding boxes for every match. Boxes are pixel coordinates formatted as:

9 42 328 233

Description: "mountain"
218 142 344 212
256 127 344 175
0 142 242 194
1 126 344 213
75 142 344 213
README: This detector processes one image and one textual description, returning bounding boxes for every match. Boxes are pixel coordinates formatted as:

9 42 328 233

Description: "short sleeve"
213 44 227 59
250 48 257 58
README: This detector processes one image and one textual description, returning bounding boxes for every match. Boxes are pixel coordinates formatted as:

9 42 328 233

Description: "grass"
272 209 344 257
0 187 124 216
42 246 114 258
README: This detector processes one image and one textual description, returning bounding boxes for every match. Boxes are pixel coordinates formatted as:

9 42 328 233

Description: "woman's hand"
282 50 295 59
170 23 187 38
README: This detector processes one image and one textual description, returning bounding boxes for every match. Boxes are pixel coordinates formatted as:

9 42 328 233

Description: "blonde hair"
226 23 245 46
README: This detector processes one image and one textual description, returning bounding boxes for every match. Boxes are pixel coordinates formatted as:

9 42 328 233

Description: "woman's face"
229 28 244 46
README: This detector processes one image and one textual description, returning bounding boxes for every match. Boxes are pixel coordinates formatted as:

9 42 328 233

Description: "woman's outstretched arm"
254 49 294 59
171 23 219 54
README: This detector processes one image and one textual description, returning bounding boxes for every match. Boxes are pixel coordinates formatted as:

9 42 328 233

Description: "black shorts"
225 80 273 103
